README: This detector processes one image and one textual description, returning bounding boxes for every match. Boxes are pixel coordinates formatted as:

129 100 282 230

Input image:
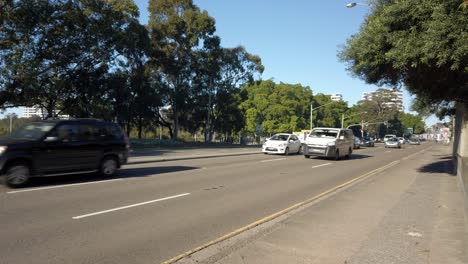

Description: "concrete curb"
127 151 262 165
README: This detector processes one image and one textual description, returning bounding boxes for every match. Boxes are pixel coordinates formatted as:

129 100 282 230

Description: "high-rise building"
362 89 404 112
328 93 343 102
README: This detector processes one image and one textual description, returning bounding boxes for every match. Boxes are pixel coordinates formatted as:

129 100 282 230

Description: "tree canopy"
240 80 314 134
340 0 468 105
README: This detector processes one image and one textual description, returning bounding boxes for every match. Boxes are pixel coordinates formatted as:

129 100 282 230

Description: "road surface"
0 143 430 264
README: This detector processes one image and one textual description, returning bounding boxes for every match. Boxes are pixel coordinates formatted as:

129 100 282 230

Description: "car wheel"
99 156 118 177
346 148 352 159
5 162 30 188
297 145 302 154
263 152 268 155
334 150 340 161
284 147 289 156
304 155 310 159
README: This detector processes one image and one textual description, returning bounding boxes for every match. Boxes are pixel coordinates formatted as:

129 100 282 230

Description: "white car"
262 133 302 155
397 137 405 144
384 134 397 142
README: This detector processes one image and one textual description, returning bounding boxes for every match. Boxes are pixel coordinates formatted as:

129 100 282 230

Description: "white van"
384 134 397 142
303 128 354 160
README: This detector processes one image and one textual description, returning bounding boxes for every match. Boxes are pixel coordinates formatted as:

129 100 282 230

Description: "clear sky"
135 0 416 111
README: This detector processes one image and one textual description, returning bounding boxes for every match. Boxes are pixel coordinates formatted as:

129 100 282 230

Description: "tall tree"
340 0 468 105
0 0 146 118
148 0 216 140
192 44 264 141
240 80 313 134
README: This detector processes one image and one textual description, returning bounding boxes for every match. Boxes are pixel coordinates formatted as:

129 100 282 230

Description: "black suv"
0 119 129 187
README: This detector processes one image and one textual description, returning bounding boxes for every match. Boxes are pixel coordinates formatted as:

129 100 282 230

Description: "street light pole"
9 114 12 134
310 101 335 130
310 104 313 131
341 114 345 128
342 111 367 129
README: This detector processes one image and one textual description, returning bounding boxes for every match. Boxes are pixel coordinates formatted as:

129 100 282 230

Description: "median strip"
72 193 190 220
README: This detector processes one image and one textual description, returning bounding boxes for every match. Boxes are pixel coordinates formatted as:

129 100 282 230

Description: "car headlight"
326 142 335 146
0 146 7 155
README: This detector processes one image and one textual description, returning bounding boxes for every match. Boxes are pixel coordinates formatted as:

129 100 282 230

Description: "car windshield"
309 129 338 138
388 138 398 142
269 134 289 141
9 122 55 140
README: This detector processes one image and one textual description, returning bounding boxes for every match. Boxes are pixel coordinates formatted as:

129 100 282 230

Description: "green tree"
340 0 468 105
398 112 426 135
148 0 216 140
191 44 263 141
240 80 313 134
0 0 145 118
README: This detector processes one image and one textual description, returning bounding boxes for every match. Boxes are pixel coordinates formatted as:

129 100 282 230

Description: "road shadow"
20 166 200 189
418 159 455 175
350 154 373 160
130 149 177 157
313 154 372 160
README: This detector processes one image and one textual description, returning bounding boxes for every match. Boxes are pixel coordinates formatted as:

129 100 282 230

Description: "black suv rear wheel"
5 162 30 188
99 156 118 177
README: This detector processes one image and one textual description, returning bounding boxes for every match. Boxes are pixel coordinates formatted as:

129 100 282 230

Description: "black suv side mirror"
44 136 59 143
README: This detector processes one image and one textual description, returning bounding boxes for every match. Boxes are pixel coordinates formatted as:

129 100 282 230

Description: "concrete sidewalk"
127 147 262 164
177 145 468 264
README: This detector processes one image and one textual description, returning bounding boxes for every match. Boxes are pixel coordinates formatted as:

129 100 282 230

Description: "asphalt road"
0 143 431 264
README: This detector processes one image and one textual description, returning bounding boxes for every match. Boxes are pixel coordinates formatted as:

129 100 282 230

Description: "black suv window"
98 123 124 140
55 124 79 142
79 124 100 141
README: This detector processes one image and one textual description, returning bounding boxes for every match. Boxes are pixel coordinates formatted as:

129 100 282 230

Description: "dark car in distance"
361 137 375 147
0 119 129 187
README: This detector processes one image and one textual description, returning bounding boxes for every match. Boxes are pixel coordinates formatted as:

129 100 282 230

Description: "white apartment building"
329 93 343 102
362 89 404 112
22 106 69 119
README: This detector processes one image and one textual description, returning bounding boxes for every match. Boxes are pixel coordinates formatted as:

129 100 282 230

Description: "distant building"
328 93 343 102
21 106 69 119
362 89 404 112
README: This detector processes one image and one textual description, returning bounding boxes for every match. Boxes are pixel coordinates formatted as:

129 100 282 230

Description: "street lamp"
310 101 335 130
346 2 370 8
341 111 367 128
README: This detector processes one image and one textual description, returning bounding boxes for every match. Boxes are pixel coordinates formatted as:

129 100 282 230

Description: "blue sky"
136 0 415 109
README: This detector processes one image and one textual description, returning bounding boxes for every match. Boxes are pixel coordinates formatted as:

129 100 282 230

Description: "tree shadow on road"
418 159 455 175
23 166 200 188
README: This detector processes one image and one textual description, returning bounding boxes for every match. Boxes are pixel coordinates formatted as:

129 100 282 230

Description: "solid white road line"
260 158 286 163
312 163 332 169
385 150 392 153
72 193 191 220
7 179 124 194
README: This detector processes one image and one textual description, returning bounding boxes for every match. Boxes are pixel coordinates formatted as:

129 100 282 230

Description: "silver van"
303 128 354 160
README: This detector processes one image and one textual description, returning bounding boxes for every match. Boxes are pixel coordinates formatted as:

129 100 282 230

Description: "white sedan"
262 133 302 155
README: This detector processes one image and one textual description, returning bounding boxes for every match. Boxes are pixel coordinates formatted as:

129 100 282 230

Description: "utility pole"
361 120 364 138
9 114 13 134
310 104 313 130
341 114 345 128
